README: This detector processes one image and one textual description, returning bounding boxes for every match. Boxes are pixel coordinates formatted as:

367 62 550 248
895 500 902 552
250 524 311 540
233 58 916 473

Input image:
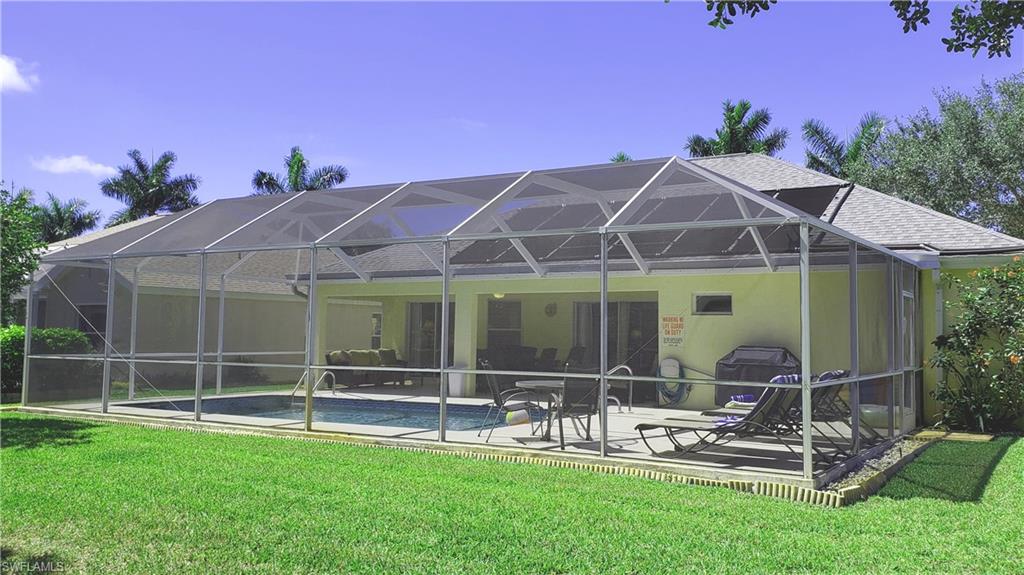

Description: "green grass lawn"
1 413 1021 574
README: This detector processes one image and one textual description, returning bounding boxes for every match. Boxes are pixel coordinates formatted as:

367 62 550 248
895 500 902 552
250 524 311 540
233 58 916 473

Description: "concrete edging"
831 440 934 504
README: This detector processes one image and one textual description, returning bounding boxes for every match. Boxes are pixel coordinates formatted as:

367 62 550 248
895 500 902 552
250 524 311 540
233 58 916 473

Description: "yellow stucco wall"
315 270 895 409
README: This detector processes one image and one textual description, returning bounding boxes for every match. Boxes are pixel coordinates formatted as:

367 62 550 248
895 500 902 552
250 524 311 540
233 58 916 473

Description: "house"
23 154 1023 487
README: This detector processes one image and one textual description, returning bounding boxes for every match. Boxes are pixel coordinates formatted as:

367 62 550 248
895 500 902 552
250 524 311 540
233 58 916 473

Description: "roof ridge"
750 154 849 187
849 185 1024 246
688 152 753 160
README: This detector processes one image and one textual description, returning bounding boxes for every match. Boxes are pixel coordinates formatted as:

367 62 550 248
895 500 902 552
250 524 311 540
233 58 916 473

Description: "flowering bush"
932 256 1024 432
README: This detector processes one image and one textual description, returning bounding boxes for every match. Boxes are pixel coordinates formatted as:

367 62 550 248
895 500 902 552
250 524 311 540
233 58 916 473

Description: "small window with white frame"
693 293 732 315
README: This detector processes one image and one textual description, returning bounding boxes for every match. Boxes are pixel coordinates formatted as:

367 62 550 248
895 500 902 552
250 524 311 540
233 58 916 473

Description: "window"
693 294 732 315
35 299 47 328
76 304 107 349
572 301 657 372
487 300 521 348
406 302 454 368
370 312 382 349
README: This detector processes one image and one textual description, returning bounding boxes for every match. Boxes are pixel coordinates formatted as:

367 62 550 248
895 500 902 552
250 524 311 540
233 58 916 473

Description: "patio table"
515 380 563 441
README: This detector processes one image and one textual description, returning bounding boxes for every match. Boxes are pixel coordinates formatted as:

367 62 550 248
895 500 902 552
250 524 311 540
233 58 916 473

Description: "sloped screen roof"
43 156 917 276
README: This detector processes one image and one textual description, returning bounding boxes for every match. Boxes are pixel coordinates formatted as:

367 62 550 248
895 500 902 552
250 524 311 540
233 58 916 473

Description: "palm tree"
35 192 101 242
610 152 633 163
251 146 349 195
802 113 885 180
99 150 200 227
685 99 789 157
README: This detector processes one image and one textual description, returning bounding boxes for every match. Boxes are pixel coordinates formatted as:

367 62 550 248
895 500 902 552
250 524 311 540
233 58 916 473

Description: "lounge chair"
636 378 803 458
697 370 868 464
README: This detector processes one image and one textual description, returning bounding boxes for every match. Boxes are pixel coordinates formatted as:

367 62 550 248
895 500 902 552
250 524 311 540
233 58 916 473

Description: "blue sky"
2 2 1020 224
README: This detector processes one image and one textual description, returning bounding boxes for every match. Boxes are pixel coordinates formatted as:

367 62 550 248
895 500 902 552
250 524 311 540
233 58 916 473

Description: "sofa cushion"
377 348 398 365
348 350 374 367
326 350 350 365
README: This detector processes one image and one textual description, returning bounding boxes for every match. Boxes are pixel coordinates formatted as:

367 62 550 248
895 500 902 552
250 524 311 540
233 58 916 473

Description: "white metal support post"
304 246 318 432
215 274 226 394
100 257 116 413
439 239 451 442
799 222 813 480
599 229 609 457
848 243 861 454
886 257 895 437
21 278 34 405
895 261 906 434
932 268 944 392
128 265 141 400
194 252 208 421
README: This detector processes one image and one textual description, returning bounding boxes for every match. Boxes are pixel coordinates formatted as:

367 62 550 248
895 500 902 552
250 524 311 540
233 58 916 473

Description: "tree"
801 113 885 180
99 150 200 227
853 73 1024 238
610 152 633 163
35 192 101 243
251 146 349 195
0 184 44 326
685 99 789 158
704 0 1024 58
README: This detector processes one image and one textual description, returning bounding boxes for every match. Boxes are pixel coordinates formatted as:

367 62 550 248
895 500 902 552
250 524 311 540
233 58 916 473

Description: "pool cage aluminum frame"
25 156 923 480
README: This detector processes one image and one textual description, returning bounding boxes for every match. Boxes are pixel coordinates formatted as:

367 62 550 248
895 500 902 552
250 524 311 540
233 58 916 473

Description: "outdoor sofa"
324 348 407 388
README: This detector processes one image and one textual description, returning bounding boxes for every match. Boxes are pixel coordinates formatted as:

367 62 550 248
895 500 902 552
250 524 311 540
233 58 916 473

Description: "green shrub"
0 325 26 394
0 325 93 395
32 327 92 355
932 256 1024 432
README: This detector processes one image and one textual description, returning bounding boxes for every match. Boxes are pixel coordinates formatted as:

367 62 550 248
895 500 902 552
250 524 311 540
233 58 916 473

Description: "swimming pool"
128 395 534 432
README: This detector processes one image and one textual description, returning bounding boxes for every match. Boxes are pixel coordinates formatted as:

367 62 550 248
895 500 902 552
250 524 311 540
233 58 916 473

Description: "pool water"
129 395 535 432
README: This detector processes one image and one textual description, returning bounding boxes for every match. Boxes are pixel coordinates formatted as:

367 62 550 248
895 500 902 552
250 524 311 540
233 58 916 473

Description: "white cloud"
0 55 40 93
31 155 117 178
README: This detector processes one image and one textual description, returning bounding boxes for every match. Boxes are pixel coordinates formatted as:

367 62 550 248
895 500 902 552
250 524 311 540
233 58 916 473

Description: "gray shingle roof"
43 215 165 255
689 154 1024 254
823 185 1024 253
690 153 846 190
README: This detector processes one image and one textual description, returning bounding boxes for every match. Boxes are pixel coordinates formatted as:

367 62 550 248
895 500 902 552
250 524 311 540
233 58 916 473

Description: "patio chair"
537 347 559 372
476 359 543 443
553 378 600 450
635 376 803 458
564 346 586 370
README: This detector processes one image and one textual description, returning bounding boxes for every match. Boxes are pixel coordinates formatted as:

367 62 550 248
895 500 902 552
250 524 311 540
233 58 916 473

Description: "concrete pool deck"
27 383 895 489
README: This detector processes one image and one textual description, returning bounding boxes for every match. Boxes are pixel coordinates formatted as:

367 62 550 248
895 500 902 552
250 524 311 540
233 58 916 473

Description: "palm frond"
801 118 843 175
105 206 132 228
127 149 149 178
150 151 178 186
804 151 839 178
760 128 789 157
285 147 309 192
845 112 886 169
801 119 843 159
685 134 716 158
742 107 773 143
306 165 349 190
251 170 286 195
